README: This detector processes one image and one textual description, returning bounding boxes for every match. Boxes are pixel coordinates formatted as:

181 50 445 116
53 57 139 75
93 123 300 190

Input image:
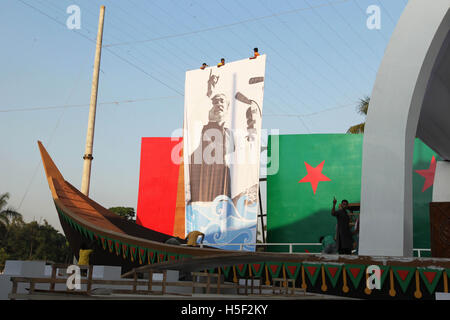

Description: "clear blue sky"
0 0 408 232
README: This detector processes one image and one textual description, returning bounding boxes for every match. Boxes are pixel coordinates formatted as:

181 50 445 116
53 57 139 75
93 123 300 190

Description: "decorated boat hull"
39 141 450 299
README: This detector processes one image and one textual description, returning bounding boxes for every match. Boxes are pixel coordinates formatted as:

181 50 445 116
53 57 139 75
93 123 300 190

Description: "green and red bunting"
250 263 265 278
73 222 80 234
178 254 191 261
208 268 217 274
167 252 178 262
147 250 156 264
418 268 443 294
366 265 390 288
222 266 232 278
284 263 302 280
236 264 248 277
85 229 94 241
345 264 366 289
100 237 107 250
81 226 89 239
129 246 138 262
122 244 129 259
138 248 147 264
157 251 166 263
266 262 283 279
114 241 121 256
391 266 416 293
302 263 321 286
107 239 114 253
324 264 343 288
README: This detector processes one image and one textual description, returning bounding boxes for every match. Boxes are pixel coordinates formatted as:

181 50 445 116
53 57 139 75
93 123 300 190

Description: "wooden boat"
38 141 227 273
39 141 450 299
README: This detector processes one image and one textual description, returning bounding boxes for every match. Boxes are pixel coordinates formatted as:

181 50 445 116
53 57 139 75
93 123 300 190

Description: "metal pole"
81 5 105 196
258 187 266 243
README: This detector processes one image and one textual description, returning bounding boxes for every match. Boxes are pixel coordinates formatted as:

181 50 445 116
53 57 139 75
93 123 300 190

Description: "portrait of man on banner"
184 56 266 250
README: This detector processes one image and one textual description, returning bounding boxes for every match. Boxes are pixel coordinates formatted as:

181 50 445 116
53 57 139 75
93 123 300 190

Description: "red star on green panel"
298 160 331 194
415 156 436 192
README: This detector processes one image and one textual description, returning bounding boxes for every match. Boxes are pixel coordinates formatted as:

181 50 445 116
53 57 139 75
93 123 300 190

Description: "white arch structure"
359 0 450 257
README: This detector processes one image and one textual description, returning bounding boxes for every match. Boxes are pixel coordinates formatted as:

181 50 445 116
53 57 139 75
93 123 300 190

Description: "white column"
359 0 450 257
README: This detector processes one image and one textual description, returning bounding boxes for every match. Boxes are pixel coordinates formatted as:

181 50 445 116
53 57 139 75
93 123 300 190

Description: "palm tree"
0 193 22 227
347 96 370 134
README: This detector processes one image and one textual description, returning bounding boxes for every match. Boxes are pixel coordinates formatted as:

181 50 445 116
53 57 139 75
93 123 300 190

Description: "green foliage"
108 207 136 222
0 192 23 227
347 96 370 134
1 219 72 264
0 192 72 267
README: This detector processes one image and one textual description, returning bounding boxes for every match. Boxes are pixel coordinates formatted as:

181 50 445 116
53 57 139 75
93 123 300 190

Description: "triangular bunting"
80 225 88 239
107 239 114 253
73 222 80 234
208 268 217 274
366 265 390 289
303 263 321 286
157 251 166 263
266 262 283 278
324 264 343 288
284 263 301 280
100 237 107 250
114 241 121 256
86 229 94 241
122 243 129 259
236 264 248 277
391 266 416 293
250 263 265 278
129 245 138 262
418 268 443 295
147 250 156 264
222 266 232 278
138 248 147 264
178 254 191 261
345 264 366 289
167 252 178 262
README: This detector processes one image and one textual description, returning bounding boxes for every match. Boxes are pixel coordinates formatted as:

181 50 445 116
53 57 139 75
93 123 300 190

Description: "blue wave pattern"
186 195 257 251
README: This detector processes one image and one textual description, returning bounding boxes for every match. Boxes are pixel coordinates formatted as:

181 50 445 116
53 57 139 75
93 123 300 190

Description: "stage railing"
199 243 432 256
200 243 322 253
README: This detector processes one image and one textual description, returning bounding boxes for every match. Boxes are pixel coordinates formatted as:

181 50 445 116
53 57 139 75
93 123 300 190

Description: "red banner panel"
136 137 183 236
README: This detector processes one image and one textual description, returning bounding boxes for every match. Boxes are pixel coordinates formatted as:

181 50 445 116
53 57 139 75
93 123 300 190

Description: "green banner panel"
267 134 438 251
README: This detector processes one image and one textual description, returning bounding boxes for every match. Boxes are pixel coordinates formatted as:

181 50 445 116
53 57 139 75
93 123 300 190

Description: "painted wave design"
186 194 257 251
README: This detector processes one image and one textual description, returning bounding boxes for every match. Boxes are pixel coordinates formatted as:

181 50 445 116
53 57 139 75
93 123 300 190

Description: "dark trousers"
338 248 352 255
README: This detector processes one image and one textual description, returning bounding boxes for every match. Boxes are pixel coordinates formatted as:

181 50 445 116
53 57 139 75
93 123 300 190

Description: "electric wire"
103 0 352 47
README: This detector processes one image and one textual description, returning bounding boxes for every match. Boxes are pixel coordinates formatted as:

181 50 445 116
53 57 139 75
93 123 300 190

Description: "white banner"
183 56 266 250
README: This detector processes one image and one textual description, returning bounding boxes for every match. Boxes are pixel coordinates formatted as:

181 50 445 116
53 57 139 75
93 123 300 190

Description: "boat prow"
38 141 225 272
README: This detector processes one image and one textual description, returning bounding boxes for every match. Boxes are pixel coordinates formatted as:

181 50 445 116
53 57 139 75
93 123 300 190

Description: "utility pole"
81 5 105 196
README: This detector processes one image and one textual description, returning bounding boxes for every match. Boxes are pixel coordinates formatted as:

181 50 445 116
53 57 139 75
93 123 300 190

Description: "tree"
0 193 24 247
0 192 23 227
2 219 71 264
347 96 370 134
108 207 136 222
0 192 72 267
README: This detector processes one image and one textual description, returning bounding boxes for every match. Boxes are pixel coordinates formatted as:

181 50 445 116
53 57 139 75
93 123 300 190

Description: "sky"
0 0 409 233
